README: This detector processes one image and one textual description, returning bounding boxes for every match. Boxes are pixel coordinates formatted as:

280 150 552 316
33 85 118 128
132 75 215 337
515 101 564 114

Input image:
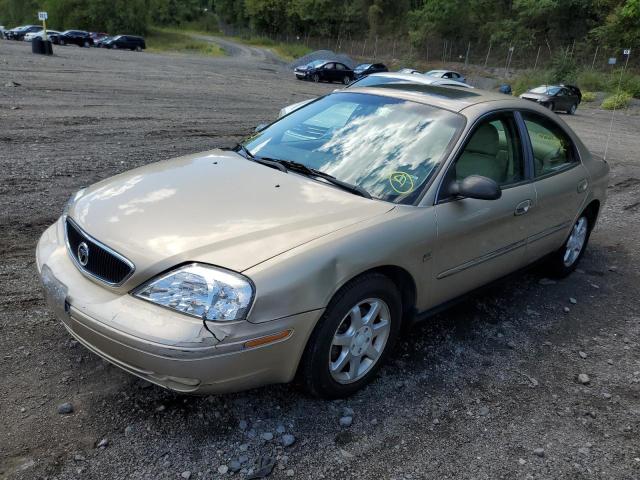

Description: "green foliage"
581 91 597 102
512 70 552 96
601 91 632 109
549 50 579 83
234 35 311 60
146 27 225 56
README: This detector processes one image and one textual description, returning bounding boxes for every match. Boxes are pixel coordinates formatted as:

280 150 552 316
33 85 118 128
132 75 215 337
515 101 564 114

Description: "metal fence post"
533 45 541 70
484 42 492 68
464 41 471 67
591 45 599 69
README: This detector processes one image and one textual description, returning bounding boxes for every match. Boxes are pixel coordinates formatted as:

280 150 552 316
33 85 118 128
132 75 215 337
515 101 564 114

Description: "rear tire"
546 214 591 278
59 39 65 46
567 103 577 115
298 273 402 399
343 75 351 85
546 102 554 111
135 46 142 52
83 40 90 48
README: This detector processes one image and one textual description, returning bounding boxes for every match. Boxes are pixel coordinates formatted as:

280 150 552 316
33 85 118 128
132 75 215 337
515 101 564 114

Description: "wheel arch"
582 199 600 231
331 265 418 325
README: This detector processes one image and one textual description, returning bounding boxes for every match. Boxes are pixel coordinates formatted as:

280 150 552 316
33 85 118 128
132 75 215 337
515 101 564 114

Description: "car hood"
68 149 393 285
520 93 549 101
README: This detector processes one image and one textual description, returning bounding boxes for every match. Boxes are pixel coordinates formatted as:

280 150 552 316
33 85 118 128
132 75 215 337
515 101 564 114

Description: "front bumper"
36 219 321 394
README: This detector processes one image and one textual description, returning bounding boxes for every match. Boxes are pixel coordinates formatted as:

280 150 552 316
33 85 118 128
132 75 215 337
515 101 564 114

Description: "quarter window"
453 114 524 187
522 113 577 177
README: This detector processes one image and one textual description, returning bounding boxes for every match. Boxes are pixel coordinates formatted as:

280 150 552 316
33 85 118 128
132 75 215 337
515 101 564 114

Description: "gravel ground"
1 39 639 480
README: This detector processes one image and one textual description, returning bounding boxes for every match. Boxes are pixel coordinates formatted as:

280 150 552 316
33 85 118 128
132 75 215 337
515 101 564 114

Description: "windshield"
355 64 371 70
244 92 463 203
530 86 560 95
306 60 325 68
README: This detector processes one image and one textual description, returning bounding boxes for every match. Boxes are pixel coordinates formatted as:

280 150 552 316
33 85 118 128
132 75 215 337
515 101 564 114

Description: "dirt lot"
1 39 639 480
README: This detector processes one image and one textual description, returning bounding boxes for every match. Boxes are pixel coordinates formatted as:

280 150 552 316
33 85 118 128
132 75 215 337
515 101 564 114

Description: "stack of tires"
32 37 53 55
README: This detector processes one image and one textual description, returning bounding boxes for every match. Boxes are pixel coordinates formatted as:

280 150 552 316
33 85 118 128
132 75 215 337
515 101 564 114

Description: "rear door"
431 112 537 304
519 111 589 262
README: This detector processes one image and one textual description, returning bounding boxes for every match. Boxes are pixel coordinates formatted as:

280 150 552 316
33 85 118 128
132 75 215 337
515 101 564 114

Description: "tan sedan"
37 85 609 398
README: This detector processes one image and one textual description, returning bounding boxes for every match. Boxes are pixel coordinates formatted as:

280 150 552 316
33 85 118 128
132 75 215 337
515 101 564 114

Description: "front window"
244 93 464 203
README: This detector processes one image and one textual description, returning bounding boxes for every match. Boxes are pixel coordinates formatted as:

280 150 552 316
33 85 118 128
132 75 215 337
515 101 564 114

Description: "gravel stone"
218 465 229 474
96 438 109 448
339 416 353 427
578 373 591 384
229 461 242 473
181 471 191 479
479 406 490 416
579 351 588 359
282 434 296 447
57 402 74 414
534 448 545 457
261 432 274 441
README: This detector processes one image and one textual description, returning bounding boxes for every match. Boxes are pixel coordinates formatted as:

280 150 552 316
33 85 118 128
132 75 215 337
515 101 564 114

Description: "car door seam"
436 239 527 279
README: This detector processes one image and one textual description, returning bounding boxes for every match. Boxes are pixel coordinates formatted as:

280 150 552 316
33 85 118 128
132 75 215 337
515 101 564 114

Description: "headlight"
133 263 254 322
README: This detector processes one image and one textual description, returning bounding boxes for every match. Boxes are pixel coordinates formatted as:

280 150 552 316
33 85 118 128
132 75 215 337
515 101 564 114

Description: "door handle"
515 199 532 216
577 178 588 193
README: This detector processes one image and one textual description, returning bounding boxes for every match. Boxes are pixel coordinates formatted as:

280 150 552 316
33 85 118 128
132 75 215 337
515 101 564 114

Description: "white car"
425 69 466 84
278 72 473 118
24 30 59 41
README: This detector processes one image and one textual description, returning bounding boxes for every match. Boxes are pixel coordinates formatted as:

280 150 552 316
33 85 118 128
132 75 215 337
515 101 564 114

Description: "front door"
432 112 536 305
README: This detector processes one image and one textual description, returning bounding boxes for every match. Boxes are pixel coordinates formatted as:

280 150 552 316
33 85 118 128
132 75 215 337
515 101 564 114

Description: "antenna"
603 49 631 161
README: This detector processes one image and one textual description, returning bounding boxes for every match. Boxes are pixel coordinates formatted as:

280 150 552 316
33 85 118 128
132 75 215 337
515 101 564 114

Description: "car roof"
343 83 518 113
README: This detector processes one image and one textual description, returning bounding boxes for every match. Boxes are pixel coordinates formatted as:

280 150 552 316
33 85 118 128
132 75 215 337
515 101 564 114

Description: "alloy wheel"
329 298 391 384
563 216 588 267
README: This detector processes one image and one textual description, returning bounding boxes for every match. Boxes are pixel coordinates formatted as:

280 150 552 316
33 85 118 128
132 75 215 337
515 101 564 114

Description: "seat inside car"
455 122 507 184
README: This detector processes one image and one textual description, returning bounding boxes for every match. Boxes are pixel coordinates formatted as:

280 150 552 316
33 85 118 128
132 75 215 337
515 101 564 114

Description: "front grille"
65 217 135 286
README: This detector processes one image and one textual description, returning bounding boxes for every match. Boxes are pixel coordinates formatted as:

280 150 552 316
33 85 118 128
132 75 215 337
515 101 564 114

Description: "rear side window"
522 112 577 177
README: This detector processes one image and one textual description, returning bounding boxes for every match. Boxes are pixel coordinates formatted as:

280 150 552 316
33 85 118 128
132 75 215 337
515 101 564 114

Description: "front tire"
83 40 90 48
298 273 402 398
59 39 66 46
545 102 554 111
567 103 577 115
312 73 320 83
546 215 591 277
342 75 351 85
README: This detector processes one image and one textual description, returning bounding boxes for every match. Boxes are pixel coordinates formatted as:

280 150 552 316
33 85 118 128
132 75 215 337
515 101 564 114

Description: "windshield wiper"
278 159 372 199
233 144 287 172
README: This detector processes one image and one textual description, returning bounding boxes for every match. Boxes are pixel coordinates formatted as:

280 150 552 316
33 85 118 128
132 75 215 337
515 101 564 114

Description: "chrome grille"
65 217 135 286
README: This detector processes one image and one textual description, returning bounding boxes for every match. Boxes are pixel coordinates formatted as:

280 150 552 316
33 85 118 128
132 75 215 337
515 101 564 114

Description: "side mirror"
450 175 501 200
255 123 267 133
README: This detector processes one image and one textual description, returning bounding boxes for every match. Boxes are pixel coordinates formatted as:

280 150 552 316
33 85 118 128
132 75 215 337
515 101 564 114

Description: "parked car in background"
38 85 608 398
24 30 59 42
5 25 42 40
294 60 355 84
425 69 466 83
90 32 109 45
279 72 473 118
353 63 388 78
57 30 93 47
397 68 421 75
101 35 146 51
519 85 581 114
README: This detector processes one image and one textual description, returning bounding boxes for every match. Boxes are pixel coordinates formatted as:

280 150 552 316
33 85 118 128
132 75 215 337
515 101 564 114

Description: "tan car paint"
37 88 609 394
68 150 394 294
